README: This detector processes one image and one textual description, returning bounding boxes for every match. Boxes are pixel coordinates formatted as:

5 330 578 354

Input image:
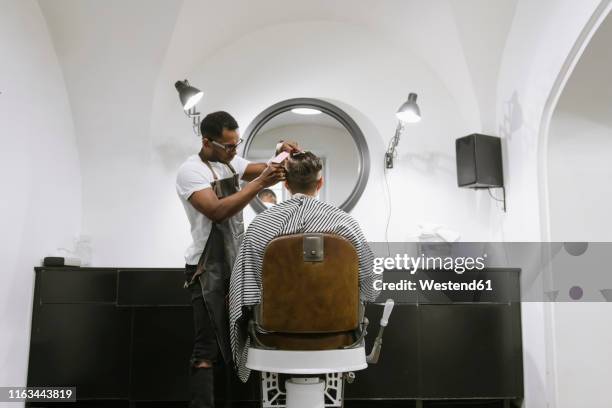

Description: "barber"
176 111 298 408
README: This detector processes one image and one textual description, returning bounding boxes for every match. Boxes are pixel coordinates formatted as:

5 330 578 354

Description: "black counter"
27 267 523 406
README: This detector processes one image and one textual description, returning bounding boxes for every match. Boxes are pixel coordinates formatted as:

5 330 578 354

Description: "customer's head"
284 151 323 196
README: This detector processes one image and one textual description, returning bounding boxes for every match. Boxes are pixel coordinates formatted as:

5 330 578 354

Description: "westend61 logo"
373 253 487 275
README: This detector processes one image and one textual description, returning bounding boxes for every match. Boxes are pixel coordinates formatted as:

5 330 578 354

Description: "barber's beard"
209 153 230 164
218 152 235 164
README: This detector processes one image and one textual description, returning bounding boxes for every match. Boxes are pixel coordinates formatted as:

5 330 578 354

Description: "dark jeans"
186 264 220 366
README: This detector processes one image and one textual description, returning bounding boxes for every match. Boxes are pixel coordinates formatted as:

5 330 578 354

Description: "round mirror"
242 98 370 213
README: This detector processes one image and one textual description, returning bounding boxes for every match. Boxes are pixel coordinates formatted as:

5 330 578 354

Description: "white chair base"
286 377 324 408
260 372 345 408
247 347 367 408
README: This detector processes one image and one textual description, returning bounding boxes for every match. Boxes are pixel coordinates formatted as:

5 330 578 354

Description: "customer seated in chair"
229 151 379 382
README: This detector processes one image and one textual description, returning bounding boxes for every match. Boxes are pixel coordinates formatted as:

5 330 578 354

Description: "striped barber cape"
229 193 378 382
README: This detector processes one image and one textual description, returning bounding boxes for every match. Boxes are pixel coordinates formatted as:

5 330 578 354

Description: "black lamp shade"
174 80 203 110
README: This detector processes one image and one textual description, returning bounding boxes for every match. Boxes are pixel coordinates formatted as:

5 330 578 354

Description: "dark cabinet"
29 303 132 399
28 267 523 404
346 268 523 401
346 304 420 399
419 304 522 398
27 267 258 403
345 303 523 401
129 307 192 400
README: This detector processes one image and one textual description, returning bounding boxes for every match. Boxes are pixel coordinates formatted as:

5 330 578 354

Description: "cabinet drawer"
117 269 190 306
40 268 117 304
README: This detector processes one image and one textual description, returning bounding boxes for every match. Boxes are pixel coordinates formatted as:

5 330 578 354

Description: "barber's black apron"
188 159 244 364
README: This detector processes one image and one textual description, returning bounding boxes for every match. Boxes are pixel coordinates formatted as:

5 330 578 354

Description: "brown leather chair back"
259 233 359 338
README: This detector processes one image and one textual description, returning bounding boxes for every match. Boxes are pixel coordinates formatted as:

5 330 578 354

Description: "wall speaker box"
456 133 503 188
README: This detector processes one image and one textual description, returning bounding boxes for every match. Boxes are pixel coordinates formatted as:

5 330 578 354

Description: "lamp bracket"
185 106 201 137
385 122 404 169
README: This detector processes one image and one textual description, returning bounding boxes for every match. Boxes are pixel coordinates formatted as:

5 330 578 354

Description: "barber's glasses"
211 138 243 152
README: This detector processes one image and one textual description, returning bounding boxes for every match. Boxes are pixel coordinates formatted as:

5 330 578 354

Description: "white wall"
549 112 612 240
497 0 603 241
0 0 81 396
37 0 183 267
547 8 612 406
497 0 608 406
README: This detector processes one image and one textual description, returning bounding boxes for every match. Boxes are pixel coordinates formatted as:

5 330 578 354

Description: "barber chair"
246 233 394 408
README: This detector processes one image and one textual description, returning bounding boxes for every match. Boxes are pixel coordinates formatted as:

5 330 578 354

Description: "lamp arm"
386 122 404 154
385 122 404 168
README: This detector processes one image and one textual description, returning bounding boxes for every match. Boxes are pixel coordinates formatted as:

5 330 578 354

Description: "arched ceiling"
159 0 518 133
37 0 183 155
38 0 518 142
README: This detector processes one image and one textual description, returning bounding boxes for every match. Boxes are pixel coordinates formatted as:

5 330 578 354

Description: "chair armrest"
343 316 369 349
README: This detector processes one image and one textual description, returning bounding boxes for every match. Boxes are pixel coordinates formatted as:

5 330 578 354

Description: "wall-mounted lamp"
385 93 421 168
396 93 421 123
175 79 203 137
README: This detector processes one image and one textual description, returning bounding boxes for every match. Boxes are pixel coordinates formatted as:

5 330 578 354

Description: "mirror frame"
241 98 370 213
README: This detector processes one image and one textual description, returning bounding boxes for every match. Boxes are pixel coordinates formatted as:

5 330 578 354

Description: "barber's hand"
256 163 286 188
275 140 300 155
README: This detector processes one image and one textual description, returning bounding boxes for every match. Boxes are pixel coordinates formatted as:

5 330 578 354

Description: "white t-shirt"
176 154 250 265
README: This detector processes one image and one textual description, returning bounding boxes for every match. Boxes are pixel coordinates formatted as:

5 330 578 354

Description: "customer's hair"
200 111 238 141
285 151 323 193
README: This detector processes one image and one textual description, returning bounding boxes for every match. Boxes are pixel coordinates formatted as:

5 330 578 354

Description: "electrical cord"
487 186 506 212
487 187 502 202
384 122 406 256
383 161 392 257
485 186 509 266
